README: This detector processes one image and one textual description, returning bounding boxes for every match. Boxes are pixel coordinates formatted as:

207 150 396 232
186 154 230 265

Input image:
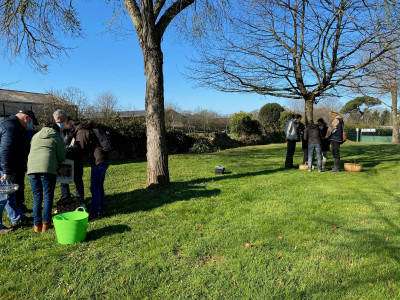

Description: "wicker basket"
344 162 363 172
299 164 315 170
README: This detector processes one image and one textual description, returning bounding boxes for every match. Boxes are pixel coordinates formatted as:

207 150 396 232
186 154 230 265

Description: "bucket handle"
75 207 86 213
54 215 66 220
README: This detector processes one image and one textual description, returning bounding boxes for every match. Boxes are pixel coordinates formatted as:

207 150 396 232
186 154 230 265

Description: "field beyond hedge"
1 142 400 299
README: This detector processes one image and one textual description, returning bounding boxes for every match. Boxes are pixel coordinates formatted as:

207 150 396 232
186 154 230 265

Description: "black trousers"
285 139 297 168
14 170 26 209
331 141 340 159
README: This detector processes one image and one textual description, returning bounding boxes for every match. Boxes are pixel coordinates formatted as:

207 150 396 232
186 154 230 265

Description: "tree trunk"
391 87 399 144
142 43 170 187
304 98 314 125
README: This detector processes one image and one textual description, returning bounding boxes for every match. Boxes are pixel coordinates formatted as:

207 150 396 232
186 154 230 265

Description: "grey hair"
53 109 67 119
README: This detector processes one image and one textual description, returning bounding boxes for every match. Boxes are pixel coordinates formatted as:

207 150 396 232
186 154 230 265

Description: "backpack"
92 128 113 152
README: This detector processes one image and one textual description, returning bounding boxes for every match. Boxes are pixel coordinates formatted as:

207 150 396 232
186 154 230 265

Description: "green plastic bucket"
53 207 89 244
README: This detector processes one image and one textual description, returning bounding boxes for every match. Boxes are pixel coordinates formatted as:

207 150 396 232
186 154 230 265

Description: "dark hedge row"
96 117 274 159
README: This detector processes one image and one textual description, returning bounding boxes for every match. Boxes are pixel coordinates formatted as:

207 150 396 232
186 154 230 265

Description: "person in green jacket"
27 122 66 232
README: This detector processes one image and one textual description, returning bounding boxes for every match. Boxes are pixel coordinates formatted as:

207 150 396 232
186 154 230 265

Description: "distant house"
0 89 76 118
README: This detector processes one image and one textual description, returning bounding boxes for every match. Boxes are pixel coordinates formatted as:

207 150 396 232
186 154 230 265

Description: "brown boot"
34 224 43 233
42 222 54 232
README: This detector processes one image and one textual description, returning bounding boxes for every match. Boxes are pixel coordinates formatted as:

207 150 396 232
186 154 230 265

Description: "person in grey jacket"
304 121 322 172
284 114 302 169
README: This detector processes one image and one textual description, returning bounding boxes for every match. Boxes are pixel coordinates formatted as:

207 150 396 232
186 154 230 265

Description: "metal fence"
347 128 393 143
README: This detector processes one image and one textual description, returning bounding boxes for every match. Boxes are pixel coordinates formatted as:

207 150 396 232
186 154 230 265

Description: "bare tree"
48 86 90 120
0 0 223 188
348 47 400 143
189 0 400 124
120 0 202 187
38 89 77 123
0 0 82 72
94 91 119 121
61 87 90 120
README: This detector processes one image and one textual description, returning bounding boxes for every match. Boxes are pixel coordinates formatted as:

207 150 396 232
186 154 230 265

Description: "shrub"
190 136 213 153
259 103 285 133
207 132 239 151
237 134 268 146
166 130 196 154
229 112 262 137
265 131 286 143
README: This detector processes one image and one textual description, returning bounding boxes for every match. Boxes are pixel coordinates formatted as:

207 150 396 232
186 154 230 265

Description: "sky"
0 1 274 116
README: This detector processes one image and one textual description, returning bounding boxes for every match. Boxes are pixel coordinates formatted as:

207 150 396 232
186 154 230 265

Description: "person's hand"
1 174 10 182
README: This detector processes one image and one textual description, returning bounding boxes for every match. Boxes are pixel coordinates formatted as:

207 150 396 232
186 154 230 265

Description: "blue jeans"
90 161 109 216
308 144 322 171
0 171 26 229
28 173 57 226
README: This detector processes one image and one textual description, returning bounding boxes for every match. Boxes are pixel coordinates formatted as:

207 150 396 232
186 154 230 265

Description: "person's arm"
56 135 66 162
303 127 308 140
284 120 290 139
0 126 16 178
325 119 339 138
75 129 92 157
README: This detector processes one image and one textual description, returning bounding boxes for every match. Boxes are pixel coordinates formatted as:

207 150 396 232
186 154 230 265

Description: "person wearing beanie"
284 114 302 169
317 118 330 169
324 111 344 172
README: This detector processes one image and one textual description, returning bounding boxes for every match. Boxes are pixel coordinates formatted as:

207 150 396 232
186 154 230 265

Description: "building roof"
0 89 67 104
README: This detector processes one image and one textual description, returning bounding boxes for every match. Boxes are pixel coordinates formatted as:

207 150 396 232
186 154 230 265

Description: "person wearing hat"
324 111 344 172
0 110 38 233
14 110 37 213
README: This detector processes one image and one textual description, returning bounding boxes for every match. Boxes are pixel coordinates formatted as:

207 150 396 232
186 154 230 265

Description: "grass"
1 142 400 299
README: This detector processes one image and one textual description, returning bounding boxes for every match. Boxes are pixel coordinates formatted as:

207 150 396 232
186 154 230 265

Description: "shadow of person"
85 224 131 241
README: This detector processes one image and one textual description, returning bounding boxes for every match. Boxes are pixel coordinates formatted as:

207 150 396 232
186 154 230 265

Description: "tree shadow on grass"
341 143 400 170
85 224 131 241
105 167 286 216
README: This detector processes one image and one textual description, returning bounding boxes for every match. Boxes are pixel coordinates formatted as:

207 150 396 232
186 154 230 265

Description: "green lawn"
1 142 400 299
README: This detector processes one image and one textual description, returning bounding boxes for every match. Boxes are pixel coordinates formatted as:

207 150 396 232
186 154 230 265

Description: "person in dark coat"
324 111 344 172
53 109 85 202
0 111 37 234
317 118 330 169
75 121 109 220
304 121 323 172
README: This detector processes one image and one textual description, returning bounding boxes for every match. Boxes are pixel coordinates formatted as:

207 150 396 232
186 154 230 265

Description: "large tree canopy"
340 96 381 122
189 0 400 123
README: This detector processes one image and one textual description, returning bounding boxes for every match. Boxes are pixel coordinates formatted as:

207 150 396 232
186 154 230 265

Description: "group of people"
285 111 345 172
0 109 109 234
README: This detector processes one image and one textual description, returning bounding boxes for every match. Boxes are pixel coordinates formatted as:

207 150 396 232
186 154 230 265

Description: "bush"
207 132 239 151
265 131 286 143
229 112 262 137
190 136 213 153
166 130 196 154
97 116 146 159
237 134 268 146
259 103 284 133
